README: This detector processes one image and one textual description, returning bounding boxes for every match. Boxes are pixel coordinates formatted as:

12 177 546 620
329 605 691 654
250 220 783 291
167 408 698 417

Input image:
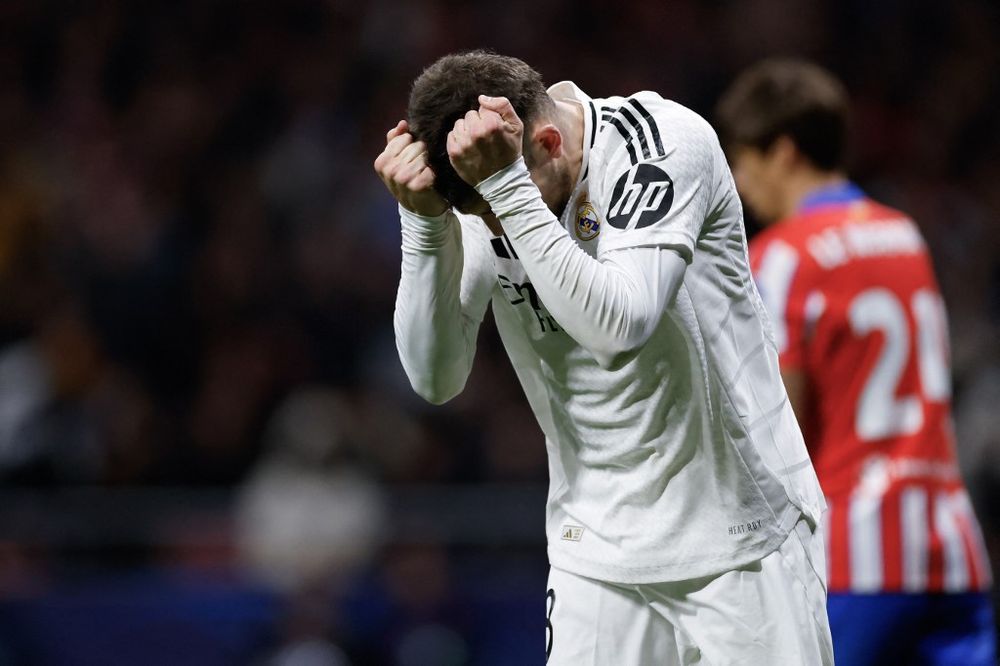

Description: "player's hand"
447 95 524 186
374 120 449 217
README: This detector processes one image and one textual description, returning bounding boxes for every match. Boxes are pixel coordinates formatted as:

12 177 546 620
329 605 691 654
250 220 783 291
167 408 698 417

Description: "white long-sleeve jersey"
393 81 825 584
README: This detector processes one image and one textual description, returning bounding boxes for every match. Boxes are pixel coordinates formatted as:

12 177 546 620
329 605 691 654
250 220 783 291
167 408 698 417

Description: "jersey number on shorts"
848 288 950 442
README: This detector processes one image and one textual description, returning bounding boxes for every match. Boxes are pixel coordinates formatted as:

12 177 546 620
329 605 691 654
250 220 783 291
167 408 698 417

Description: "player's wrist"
474 158 536 220
475 156 528 198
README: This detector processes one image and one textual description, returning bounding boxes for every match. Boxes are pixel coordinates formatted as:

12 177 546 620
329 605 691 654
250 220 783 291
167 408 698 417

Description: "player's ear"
531 123 563 161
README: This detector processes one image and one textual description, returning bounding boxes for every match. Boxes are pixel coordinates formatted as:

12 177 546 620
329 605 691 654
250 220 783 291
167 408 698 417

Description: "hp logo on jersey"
607 163 674 230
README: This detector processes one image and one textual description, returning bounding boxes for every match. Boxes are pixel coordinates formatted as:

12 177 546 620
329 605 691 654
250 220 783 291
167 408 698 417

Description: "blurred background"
0 0 996 664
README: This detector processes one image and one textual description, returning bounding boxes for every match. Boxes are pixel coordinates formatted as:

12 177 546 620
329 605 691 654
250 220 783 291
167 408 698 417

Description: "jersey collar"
547 80 596 189
797 181 866 214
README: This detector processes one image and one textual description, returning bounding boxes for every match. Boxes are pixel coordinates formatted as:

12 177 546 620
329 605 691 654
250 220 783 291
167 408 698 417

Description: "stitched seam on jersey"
776 458 812 475
596 230 694 260
676 203 799 521
723 341 767 390
675 283 714 423
734 343 794 476
724 243 801 480
711 217 804 484
777 525 831 641
686 287 785 529
745 395 790 432
590 577 604 664
793 518 829 595
704 299 736 346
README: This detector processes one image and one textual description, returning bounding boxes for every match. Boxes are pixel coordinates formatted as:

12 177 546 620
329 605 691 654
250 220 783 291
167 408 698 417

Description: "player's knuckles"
387 133 413 153
474 128 499 145
487 113 506 133
484 114 503 133
374 152 391 172
393 162 413 180
411 172 433 190
399 163 424 184
398 143 423 163
409 181 431 195
400 161 426 182
376 144 399 166
468 123 491 141
406 176 431 193
383 158 411 182
399 167 421 185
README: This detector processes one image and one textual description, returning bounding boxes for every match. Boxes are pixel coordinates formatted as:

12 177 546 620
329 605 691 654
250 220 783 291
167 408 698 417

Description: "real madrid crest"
575 201 600 241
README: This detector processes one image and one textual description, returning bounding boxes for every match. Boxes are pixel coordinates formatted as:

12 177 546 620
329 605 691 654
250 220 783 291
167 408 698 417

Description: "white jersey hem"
548 504 804 585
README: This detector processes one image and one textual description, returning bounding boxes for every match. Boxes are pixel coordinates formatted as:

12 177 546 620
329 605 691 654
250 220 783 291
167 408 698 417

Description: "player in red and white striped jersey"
717 60 996 665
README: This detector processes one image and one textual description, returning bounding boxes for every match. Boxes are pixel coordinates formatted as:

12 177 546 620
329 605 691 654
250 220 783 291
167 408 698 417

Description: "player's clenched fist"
374 120 449 217
447 95 524 186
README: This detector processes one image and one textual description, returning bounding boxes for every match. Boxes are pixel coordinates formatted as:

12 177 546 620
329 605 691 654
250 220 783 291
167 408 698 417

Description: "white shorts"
544 518 833 665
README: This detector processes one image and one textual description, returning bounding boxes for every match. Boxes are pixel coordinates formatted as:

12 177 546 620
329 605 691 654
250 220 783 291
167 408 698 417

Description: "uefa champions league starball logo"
575 201 600 241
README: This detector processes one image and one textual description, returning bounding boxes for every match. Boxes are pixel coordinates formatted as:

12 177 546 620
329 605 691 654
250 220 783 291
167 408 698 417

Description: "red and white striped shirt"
749 191 991 594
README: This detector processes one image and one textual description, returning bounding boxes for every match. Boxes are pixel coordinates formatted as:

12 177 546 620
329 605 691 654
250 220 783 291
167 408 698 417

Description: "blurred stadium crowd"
0 0 996 663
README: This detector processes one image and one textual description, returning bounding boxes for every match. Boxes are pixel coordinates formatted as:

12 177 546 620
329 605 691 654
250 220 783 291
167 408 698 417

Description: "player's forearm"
477 159 683 368
394 207 477 403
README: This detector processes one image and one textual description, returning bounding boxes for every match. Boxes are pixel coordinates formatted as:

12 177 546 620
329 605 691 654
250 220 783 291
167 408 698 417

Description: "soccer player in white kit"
374 51 833 665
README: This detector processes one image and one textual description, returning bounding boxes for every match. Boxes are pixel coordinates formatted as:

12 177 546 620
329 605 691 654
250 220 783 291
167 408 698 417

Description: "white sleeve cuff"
475 157 529 198
474 157 539 218
399 205 455 251
474 157 553 238
399 204 451 226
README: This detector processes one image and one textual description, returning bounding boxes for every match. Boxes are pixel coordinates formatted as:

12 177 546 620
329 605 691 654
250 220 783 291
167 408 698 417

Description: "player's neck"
555 99 585 188
783 169 849 218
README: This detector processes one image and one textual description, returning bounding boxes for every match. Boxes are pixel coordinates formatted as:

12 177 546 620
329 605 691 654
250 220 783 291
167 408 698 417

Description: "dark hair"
407 50 554 208
715 59 849 171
